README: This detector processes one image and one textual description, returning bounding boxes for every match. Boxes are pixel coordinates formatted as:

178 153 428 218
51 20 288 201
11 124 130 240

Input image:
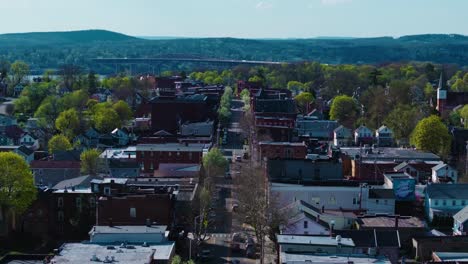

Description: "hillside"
0 29 137 45
0 30 467 73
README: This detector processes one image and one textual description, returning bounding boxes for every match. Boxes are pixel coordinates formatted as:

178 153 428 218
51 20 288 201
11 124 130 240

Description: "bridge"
92 57 286 66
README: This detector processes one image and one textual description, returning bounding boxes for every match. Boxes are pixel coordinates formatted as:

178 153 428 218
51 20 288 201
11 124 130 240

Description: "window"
150 162 154 171
89 197 96 208
434 200 439 206
93 184 99 193
304 221 308 229
443 200 447 206
76 197 82 210
376 199 379 204
104 187 111 196
452 200 457 206
177 152 180 156
353 198 357 205
329 195 336 205
168 152 172 157
58 211 64 222
130 208 136 218
57 197 64 208
189 152 193 160
462 200 466 206
384 200 388 205
141 152 144 158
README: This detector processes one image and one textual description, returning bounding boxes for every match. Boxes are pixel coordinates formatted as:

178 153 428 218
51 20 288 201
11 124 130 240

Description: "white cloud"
256 1 273 10
321 0 352 5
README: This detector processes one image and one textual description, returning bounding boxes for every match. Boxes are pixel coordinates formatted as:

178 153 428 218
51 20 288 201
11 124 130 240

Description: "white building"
432 163 458 183
333 125 352 147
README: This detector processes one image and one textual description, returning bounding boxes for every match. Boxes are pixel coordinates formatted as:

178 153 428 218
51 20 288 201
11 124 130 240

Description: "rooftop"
259 141 306 147
90 225 167 234
30 160 81 169
277 235 355 247
368 189 395 199
51 242 174 264
280 252 391 264
433 252 468 262
136 143 209 152
341 147 441 161
453 206 468 223
356 215 426 228
100 147 136 159
426 184 468 200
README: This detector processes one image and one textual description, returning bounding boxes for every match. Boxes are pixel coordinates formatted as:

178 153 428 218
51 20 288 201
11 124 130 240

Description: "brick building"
258 141 307 160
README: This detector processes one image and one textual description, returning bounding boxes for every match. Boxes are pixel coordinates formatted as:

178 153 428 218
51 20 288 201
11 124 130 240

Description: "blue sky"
0 0 466 38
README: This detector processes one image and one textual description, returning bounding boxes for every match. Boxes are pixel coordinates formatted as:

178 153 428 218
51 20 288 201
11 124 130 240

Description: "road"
199 98 257 264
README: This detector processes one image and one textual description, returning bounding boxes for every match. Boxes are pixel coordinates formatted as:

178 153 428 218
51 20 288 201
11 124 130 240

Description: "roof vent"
90 254 99 261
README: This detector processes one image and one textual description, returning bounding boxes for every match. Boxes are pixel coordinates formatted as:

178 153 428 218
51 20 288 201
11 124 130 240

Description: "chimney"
146 218 151 227
395 215 399 230
108 218 113 227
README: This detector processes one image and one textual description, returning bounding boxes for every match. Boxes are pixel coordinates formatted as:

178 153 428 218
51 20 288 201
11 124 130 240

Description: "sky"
0 0 466 38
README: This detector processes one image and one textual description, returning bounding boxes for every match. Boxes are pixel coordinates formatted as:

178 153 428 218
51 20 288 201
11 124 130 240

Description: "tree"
59 64 81 90
112 100 133 123
171 255 195 264
329 95 359 127
87 71 99 94
8 60 29 95
202 148 227 181
35 96 64 131
56 108 80 139
48 134 72 154
410 115 451 155
384 104 421 141
93 108 121 133
80 149 102 175
0 152 37 220
294 92 314 114
287 81 305 94
460 105 468 128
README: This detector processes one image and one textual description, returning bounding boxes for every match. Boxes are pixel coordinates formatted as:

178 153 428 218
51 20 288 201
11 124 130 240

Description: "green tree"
8 60 29 95
56 108 80 139
329 95 359 127
87 71 99 94
112 100 133 123
410 115 451 155
94 108 121 133
61 89 89 111
460 105 468 128
294 92 314 114
384 104 420 141
80 149 102 175
35 96 64 131
0 152 37 216
202 148 228 181
48 134 72 154
287 81 305 94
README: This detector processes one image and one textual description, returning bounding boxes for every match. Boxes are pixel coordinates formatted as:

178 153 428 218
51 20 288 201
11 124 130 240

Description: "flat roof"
434 252 468 261
357 215 425 228
51 242 174 264
341 147 440 161
426 184 468 200
100 147 137 159
259 141 306 146
136 143 208 152
281 252 391 264
53 188 92 194
277 235 355 247
90 225 167 234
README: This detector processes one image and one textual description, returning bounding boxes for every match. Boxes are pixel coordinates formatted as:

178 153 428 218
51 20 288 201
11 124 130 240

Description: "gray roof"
277 235 355 247
341 147 441 161
280 252 391 264
91 225 167 234
454 206 468 223
51 242 174 264
180 120 214 137
52 175 100 190
432 163 448 171
393 162 409 172
426 184 468 200
136 143 208 152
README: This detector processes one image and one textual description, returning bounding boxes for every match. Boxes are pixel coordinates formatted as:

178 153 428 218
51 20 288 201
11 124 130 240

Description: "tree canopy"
48 134 72 154
56 108 80 139
0 152 37 214
410 115 451 155
80 149 102 176
329 95 359 127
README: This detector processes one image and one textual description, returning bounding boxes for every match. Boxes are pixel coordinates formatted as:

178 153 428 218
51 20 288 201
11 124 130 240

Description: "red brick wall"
259 144 307 160
136 150 202 173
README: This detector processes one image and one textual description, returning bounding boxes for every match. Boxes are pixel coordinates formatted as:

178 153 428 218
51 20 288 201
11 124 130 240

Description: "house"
258 141 307 160
74 127 101 149
277 234 355 255
111 128 130 146
354 125 373 146
255 115 296 141
135 143 209 174
333 125 352 147
19 132 39 149
0 114 17 126
107 159 140 178
393 161 437 183
280 200 330 236
453 206 468 236
295 116 338 141
412 235 468 262
376 125 394 147
150 94 212 134
267 158 343 183
50 225 175 264
31 160 81 187
431 163 458 183
0 145 34 163
366 189 396 214
425 184 468 222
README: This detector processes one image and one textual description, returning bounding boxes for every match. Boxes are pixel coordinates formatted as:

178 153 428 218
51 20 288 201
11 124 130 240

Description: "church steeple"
438 70 447 90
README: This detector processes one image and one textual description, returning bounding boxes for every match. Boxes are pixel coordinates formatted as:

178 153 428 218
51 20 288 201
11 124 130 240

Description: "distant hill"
0 30 467 73
0 29 137 45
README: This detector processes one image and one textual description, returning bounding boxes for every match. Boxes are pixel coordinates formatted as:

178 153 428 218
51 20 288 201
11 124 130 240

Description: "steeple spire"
438 70 447 90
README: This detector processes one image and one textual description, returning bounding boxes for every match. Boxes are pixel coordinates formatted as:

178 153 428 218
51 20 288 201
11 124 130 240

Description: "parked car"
235 155 242 162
